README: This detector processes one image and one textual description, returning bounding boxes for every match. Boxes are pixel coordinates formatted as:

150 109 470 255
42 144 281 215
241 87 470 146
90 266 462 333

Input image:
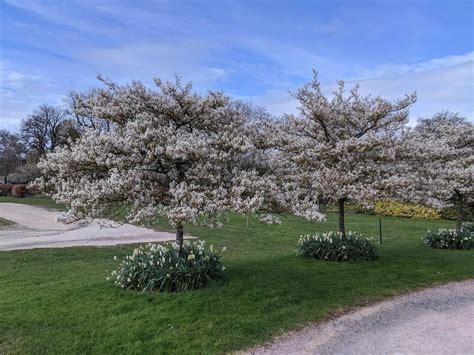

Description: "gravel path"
250 279 474 354
0 203 184 250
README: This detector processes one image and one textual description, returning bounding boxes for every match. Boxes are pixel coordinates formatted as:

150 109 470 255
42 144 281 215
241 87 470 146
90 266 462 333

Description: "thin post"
246 214 249 227
338 198 346 237
379 218 383 244
176 223 184 246
455 192 464 233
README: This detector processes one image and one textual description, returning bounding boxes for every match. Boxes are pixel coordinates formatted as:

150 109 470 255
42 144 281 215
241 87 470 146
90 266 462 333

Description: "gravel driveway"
250 279 474 354
0 203 182 251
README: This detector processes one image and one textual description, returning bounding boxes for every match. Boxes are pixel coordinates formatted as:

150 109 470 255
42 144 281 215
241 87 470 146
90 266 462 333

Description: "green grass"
0 195 64 209
0 200 473 354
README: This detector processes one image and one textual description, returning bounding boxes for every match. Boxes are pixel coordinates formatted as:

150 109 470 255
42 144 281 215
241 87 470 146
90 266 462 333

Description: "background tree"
21 104 79 159
35 77 323 245
282 72 416 236
399 111 473 230
0 130 24 183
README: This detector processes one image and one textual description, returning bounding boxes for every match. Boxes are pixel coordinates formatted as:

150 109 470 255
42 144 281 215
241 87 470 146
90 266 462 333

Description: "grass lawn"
0 200 473 354
0 196 63 209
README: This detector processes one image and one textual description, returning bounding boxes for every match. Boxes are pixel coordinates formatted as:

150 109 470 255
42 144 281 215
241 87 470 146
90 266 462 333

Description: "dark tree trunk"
456 192 464 233
176 223 184 246
338 198 346 237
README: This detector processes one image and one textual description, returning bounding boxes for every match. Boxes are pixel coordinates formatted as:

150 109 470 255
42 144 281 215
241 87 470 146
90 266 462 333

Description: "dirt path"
0 203 184 251
250 280 474 354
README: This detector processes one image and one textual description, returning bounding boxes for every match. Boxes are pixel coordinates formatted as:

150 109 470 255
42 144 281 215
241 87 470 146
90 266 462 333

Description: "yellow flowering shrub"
374 200 442 220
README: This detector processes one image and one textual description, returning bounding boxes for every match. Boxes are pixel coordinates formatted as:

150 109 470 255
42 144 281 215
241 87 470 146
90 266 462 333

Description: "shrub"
374 200 441 220
423 222 473 250
0 184 13 196
110 240 226 292
0 184 30 197
348 203 374 215
439 207 474 221
296 231 379 261
439 207 458 221
11 184 27 198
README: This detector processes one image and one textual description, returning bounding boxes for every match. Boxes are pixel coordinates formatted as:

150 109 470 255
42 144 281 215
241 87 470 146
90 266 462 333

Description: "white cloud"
249 54 474 123
81 40 222 84
5 0 128 38
0 62 64 131
207 67 228 80
352 61 473 124
0 61 40 91
234 37 336 81
354 52 474 79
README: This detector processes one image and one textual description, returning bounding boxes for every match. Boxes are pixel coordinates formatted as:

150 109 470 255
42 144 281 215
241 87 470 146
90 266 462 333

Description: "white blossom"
390 111 473 229
33 77 318 244
280 71 416 235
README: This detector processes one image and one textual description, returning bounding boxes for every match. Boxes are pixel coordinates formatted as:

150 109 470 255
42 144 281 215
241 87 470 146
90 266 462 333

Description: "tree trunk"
2 167 8 184
338 198 346 237
176 223 184 246
456 193 464 233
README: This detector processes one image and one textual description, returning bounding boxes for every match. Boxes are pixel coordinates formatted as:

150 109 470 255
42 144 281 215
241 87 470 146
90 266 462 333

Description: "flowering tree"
35 77 323 245
65 89 112 133
399 111 473 230
282 72 416 236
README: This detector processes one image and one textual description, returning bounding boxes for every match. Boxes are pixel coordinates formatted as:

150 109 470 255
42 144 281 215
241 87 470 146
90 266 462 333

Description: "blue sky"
0 0 473 130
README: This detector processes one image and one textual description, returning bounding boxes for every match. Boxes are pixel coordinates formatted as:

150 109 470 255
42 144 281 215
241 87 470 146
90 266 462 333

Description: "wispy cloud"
249 54 474 123
82 41 210 79
0 61 64 130
0 61 40 91
5 0 130 38
354 52 474 80
353 61 473 123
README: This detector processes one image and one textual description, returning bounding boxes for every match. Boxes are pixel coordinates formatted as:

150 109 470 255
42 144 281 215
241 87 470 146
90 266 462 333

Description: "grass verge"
0 195 64 209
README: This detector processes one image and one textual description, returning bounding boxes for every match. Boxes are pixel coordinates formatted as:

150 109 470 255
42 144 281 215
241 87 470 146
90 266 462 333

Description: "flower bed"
423 223 473 250
296 231 379 261
109 240 226 292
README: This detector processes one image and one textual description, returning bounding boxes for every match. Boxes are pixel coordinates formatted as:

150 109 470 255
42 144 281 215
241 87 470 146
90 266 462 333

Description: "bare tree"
0 130 24 183
21 104 79 159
